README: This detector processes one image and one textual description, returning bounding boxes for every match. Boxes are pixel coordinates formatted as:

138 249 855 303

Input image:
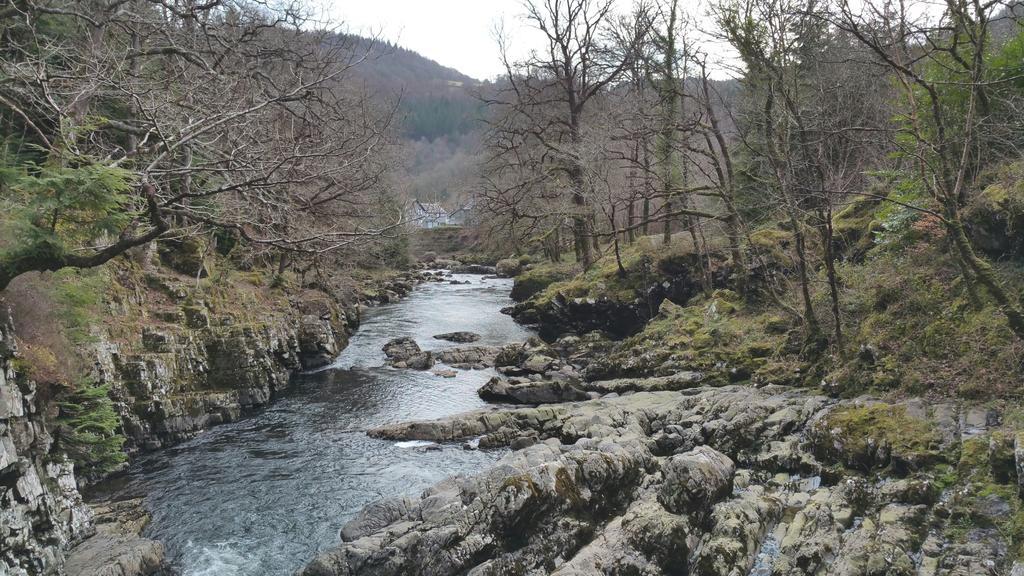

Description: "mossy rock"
510 264 576 302
496 258 525 278
964 161 1024 259
159 237 212 278
945 435 1024 557
810 404 943 475
748 227 794 266
832 194 883 259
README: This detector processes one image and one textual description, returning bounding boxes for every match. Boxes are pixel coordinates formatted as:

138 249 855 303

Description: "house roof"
415 201 447 216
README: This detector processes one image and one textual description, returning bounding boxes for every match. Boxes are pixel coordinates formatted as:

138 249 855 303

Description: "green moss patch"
812 404 942 474
589 289 799 383
511 260 578 302
945 434 1024 559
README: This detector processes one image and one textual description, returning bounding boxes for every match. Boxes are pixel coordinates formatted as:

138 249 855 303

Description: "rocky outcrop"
507 253 728 340
507 292 653 340
96 308 347 454
478 372 707 405
1 307 94 576
307 384 1019 576
477 376 590 404
63 499 164 576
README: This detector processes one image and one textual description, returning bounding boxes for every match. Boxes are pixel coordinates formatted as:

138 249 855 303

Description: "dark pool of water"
97 274 532 576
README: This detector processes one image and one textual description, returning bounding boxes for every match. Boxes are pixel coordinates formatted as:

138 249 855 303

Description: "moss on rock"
811 404 942 474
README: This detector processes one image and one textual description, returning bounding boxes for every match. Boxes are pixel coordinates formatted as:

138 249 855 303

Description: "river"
96 273 532 576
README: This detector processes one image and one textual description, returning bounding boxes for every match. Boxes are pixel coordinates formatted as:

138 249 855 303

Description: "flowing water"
96 273 532 576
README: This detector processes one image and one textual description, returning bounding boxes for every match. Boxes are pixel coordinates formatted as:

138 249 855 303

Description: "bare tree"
485 0 648 268
0 0 399 290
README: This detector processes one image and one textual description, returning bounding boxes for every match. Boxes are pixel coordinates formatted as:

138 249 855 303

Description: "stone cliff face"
94 312 346 454
86 266 362 455
0 308 93 575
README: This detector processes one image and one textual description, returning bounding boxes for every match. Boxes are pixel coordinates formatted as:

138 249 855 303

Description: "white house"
412 201 450 228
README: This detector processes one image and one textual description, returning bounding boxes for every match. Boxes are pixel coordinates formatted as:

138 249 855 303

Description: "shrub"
56 381 127 480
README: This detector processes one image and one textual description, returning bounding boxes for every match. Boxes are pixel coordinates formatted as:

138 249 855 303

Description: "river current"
96 273 532 576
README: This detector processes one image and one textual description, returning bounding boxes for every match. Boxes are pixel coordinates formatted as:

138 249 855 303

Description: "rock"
433 331 481 343
975 494 1012 519
1 308 95 575
340 496 419 542
157 237 210 278
658 446 736 517
64 499 165 576
494 338 562 376
306 385 1012 576
495 258 524 278
452 264 496 275
382 337 434 370
478 376 589 404
434 346 499 369
509 435 538 450
693 485 783 575
807 401 948 474
522 353 555 373
383 336 421 362
878 478 939 506
432 369 457 378
141 328 173 353
301 442 649 576
297 315 339 369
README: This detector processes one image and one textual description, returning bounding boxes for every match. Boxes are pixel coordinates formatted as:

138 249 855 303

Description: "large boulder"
478 376 589 404
965 162 1024 260
658 446 736 518
495 258 525 278
382 337 434 370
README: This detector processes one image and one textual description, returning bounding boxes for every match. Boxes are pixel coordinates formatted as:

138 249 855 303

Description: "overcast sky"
324 0 532 81
318 0 739 81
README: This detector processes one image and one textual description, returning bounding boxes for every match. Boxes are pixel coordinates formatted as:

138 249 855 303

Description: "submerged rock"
432 331 481 343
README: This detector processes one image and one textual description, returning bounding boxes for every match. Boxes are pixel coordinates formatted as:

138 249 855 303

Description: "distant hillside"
332 33 486 205
336 33 483 142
